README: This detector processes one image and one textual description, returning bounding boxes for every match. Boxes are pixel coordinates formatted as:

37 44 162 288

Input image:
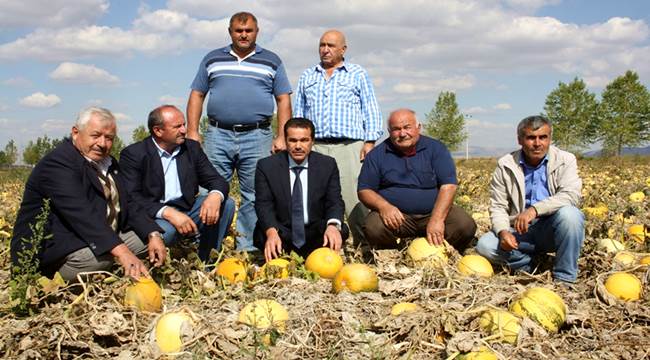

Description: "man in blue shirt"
120 105 236 263
357 109 476 252
186 12 292 252
475 115 584 283
294 30 382 222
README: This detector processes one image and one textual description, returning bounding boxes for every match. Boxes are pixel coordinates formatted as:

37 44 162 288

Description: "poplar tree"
425 91 467 152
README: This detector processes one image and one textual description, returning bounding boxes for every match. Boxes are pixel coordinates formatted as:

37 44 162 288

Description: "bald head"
319 30 347 69
388 109 421 154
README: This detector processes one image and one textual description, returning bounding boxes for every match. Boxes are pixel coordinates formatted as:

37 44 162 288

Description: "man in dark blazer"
254 117 349 261
11 107 166 281
120 105 235 262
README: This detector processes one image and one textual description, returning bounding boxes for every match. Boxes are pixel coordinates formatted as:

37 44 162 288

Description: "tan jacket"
489 145 582 235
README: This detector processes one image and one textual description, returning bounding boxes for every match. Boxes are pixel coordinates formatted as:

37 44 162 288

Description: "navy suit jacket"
119 137 229 218
254 151 349 249
11 139 161 276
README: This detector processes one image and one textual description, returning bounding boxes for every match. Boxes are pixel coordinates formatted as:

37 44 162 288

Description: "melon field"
0 157 648 359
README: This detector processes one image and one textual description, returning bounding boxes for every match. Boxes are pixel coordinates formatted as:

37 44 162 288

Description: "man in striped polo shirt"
294 30 383 241
186 12 292 252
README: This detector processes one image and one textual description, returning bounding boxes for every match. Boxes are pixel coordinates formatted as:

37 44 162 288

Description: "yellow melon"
238 299 289 332
597 238 625 253
154 311 194 354
614 251 636 267
216 258 247 284
604 272 642 301
124 278 162 312
629 191 645 203
627 224 646 243
509 287 566 333
332 263 379 294
639 255 650 265
390 302 420 316
305 247 344 279
457 255 494 277
256 258 290 280
406 237 448 268
455 347 498 360
478 309 521 344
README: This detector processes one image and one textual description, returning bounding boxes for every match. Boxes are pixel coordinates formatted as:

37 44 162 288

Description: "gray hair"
517 115 552 138
75 107 116 130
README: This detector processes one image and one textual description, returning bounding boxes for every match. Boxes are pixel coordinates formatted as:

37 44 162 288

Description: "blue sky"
1 0 649 154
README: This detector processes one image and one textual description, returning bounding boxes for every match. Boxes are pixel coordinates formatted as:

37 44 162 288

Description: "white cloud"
463 107 490 115
41 119 68 131
113 112 131 121
493 103 512 110
466 119 512 129
3 77 32 87
49 62 119 84
20 92 61 108
0 0 109 28
393 75 475 96
158 95 186 108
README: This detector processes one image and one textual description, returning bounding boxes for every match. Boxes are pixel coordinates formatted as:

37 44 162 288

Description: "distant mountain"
583 145 650 157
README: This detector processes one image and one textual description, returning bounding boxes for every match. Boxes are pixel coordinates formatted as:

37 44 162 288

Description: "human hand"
200 193 222 225
360 142 374 161
514 207 537 234
147 232 166 267
323 224 342 251
264 228 283 262
272 136 286 154
426 218 445 246
498 230 518 251
186 130 201 142
378 204 405 230
163 207 198 236
111 243 150 279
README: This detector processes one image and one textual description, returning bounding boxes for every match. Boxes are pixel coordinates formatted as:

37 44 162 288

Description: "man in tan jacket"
475 115 584 283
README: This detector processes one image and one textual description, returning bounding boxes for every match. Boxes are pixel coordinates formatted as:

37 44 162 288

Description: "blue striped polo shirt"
190 45 292 126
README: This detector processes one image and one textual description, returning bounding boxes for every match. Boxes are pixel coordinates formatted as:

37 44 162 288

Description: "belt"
315 137 357 144
209 117 271 132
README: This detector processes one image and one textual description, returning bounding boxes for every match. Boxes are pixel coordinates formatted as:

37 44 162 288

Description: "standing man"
120 105 235 263
357 109 476 252
475 116 584 283
254 118 349 262
186 11 292 252
11 107 165 281
294 29 382 221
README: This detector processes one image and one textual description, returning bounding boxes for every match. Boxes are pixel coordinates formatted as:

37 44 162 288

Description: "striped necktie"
92 163 120 231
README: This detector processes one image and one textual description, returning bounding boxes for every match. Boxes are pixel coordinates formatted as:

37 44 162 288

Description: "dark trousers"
362 205 476 252
254 222 350 258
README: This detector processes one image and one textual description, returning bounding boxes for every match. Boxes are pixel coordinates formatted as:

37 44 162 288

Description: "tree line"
422 70 650 156
1 69 648 166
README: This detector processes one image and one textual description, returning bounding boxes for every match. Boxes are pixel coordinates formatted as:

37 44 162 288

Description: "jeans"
475 206 584 282
156 194 236 262
204 125 272 251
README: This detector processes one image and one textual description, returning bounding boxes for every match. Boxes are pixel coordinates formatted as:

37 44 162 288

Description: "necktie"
291 166 306 248
92 164 120 231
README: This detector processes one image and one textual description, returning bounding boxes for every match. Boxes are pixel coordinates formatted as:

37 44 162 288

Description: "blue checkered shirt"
294 62 383 141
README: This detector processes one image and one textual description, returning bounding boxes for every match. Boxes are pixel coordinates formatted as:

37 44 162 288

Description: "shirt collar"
288 154 309 169
315 61 348 73
152 137 181 158
84 155 112 175
226 45 261 59
519 151 548 169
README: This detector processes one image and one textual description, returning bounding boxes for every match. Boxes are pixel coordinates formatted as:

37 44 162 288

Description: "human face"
319 31 346 69
518 124 551 166
229 18 258 56
71 114 116 162
285 126 314 164
388 111 421 154
153 108 186 152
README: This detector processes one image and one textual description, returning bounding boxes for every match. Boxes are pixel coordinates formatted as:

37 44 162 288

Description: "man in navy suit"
11 107 166 281
254 117 349 261
120 105 235 262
